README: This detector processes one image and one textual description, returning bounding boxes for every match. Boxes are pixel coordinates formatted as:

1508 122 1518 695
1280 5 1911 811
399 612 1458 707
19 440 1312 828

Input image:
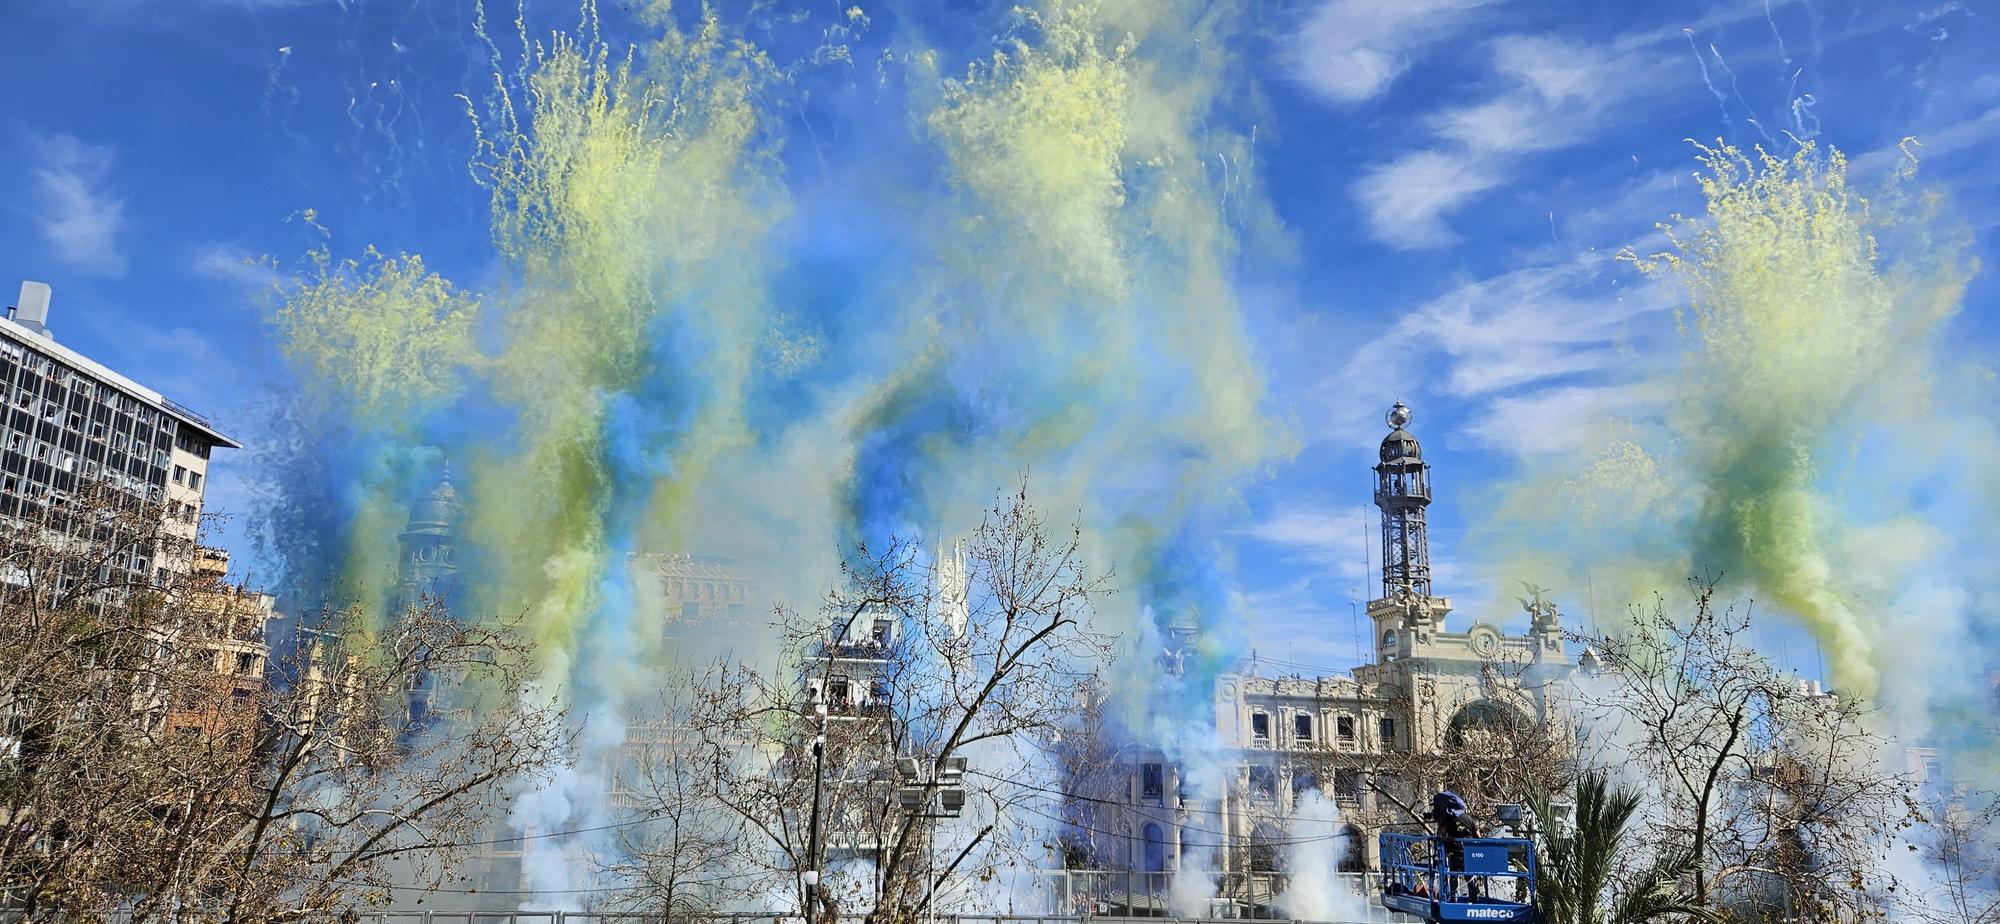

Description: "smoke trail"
854 0 1289 730
267 229 481 613
1485 140 1978 704
264 0 1291 900
1273 791 1368 922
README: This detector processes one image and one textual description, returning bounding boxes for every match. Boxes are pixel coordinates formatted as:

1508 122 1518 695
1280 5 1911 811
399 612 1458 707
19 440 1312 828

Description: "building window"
1337 715 1356 743
1249 825 1281 872
1292 771 1318 796
1379 717 1396 747
1334 768 1363 804
236 652 257 674
188 472 202 490
1142 823 1167 872
869 618 890 647
1294 713 1313 742
1248 765 1275 801
1338 825 1366 872
827 678 850 710
173 465 186 484
1250 712 1270 743
1141 762 1164 802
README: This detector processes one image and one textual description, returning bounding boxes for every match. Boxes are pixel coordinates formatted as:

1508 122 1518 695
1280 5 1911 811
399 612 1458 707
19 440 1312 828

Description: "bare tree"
0 479 220 916
1897 794 2000 924
675 484 1115 924
170 602 568 923
598 678 753 920
0 479 567 921
1577 582 1914 922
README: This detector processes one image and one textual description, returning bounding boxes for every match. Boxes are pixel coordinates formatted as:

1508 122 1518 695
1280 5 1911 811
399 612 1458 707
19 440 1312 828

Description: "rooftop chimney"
15 281 51 336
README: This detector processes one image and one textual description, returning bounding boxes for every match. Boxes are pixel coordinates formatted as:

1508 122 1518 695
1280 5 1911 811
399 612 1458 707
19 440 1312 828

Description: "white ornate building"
1071 403 1575 914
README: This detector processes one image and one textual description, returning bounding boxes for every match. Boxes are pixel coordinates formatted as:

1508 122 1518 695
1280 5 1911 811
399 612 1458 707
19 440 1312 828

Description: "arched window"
1337 825 1366 872
1248 824 1282 873
1446 700 1531 750
1142 823 1166 872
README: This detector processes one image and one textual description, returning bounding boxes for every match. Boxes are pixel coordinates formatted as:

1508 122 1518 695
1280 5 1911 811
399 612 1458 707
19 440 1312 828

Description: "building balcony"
820 642 890 661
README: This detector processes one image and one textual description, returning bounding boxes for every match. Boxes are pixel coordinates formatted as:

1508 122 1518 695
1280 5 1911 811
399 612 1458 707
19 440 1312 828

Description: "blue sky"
2 0 1997 674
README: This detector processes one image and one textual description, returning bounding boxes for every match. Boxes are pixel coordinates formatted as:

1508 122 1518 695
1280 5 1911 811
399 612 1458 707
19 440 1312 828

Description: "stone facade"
1077 404 1574 905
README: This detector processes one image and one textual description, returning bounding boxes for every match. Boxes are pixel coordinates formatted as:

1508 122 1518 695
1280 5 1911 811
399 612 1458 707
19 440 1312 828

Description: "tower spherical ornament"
1386 401 1412 430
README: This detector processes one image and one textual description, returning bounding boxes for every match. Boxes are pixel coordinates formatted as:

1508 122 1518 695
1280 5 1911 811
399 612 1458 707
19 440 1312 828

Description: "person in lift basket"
1425 791 1485 900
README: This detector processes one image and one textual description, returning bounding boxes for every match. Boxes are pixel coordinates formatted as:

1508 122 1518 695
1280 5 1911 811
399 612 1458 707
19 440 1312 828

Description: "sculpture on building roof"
1518 581 1560 633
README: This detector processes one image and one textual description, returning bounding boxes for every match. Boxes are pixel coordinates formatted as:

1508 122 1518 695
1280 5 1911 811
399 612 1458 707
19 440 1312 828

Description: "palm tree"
1529 771 1719 924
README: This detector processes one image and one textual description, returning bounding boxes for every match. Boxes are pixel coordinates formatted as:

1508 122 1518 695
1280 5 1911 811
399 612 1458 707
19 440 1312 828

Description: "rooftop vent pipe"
15 281 51 336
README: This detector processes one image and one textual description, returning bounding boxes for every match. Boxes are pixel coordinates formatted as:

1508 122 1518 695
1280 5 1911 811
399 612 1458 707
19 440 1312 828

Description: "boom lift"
1379 792 1541 923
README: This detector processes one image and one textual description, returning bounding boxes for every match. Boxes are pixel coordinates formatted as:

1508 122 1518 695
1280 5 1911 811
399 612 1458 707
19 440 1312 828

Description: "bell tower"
1367 402 1451 661
1375 401 1431 599
398 462 464 614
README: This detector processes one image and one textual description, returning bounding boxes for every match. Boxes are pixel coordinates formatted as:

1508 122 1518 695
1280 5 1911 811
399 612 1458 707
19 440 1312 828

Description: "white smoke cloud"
1274 790 1371 922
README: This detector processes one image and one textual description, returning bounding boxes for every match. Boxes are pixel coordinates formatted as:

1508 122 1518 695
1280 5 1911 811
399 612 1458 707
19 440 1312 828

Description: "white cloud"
1309 252 1675 445
1354 33 1667 248
1351 150 1501 250
28 134 128 278
191 242 281 289
1433 35 1642 153
1289 0 1499 103
1240 503 1373 574
1407 261 1667 397
1240 576 1373 670
1463 382 1667 455
1850 105 2000 177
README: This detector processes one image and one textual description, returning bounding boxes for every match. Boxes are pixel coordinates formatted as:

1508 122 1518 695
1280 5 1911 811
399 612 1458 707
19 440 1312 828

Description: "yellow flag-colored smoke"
1491 141 1973 698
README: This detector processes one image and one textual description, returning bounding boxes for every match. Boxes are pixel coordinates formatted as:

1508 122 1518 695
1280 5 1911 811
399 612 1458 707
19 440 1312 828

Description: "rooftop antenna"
1585 564 1597 636
1349 592 1361 669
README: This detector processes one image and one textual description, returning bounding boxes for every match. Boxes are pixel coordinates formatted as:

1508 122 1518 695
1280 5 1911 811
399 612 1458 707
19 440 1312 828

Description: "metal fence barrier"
69 912 1409 924
68 872 1412 924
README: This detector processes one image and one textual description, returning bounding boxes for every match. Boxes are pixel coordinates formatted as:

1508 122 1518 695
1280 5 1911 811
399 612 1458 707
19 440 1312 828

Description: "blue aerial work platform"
1379 831 1542 923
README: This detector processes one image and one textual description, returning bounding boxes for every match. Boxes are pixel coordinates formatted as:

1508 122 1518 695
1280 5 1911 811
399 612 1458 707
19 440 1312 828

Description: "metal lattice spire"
1374 400 1432 599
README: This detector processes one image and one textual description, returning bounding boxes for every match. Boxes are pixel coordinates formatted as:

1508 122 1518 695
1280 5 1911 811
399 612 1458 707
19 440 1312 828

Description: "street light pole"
805 726 826 924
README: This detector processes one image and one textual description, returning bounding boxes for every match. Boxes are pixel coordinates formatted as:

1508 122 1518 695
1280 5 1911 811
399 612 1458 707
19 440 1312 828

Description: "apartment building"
0 281 238 582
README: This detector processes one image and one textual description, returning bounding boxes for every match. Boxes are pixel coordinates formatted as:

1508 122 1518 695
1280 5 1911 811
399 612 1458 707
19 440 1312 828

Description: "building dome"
1380 402 1422 464
1380 428 1421 463
405 470 465 534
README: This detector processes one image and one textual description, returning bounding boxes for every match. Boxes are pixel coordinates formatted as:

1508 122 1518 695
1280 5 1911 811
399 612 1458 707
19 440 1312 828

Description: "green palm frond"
1608 848 1720 924
1533 771 1717 924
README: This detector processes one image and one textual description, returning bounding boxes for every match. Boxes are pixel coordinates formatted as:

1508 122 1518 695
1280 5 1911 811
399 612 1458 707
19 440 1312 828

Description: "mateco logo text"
1464 909 1515 920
